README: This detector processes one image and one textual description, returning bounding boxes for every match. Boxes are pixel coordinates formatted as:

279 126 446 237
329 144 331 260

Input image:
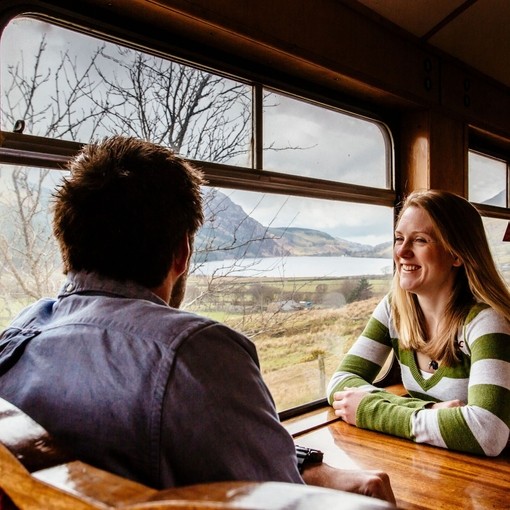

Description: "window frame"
0 12 395 205
0 9 396 415
469 128 510 220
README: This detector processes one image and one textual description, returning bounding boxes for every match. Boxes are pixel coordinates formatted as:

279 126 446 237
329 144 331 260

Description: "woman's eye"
394 236 429 245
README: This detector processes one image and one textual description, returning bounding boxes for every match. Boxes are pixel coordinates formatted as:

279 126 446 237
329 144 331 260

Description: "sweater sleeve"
328 299 510 456
410 306 510 456
327 295 394 402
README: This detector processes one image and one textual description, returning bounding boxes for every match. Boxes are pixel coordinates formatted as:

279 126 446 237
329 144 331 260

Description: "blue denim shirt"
0 271 302 488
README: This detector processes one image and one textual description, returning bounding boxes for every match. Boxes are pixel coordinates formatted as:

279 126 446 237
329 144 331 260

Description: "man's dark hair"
53 136 204 288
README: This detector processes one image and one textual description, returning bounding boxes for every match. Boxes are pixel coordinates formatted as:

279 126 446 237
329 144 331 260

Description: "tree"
91 48 251 162
2 35 106 140
347 276 373 303
1 34 110 311
0 26 299 335
0 167 59 299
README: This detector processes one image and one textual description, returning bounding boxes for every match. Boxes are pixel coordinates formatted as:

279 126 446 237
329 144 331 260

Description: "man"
0 136 394 502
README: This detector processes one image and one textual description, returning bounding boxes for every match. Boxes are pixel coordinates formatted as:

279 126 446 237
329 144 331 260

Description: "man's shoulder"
3 294 254 366
141 305 253 353
131 302 223 339
66 293 252 353
3 298 57 331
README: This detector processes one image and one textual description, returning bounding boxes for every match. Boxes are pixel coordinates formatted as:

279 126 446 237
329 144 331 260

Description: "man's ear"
174 234 191 275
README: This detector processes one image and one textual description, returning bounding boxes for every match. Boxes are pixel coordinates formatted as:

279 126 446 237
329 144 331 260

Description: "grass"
219 297 380 410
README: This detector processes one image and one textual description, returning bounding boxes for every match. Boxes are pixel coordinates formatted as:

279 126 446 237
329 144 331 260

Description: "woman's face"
394 206 461 299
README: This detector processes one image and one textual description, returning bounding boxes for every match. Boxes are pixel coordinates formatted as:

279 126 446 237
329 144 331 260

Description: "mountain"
483 190 505 206
193 190 287 262
2 182 391 264
193 189 392 262
267 227 390 257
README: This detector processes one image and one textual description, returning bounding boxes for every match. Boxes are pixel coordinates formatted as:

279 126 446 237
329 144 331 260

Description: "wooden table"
285 406 510 510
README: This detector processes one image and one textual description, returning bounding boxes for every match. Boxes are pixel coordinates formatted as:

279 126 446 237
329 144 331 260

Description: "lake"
192 255 393 278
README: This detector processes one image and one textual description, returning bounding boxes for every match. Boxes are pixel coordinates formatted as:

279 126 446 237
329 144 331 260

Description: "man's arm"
161 322 302 486
302 463 396 506
161 322 396 505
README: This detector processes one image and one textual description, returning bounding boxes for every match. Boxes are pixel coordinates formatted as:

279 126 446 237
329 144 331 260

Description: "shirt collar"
57 271 167 306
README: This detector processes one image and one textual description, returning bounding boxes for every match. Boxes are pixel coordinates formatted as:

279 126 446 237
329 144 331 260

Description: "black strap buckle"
295 445 324 473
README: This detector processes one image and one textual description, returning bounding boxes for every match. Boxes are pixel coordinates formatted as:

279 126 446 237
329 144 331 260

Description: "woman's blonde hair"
391 189 510 365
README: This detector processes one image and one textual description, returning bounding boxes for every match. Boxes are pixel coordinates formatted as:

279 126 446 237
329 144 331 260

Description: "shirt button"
66 283 74 292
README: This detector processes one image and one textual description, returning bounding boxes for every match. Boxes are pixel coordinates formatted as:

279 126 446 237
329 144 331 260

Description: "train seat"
0 397 393 509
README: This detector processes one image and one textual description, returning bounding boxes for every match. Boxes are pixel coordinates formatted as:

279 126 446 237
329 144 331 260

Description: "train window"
1 17 391 184
0 18 252 166
187 187 393 410
0 164 65 328
468 151 507 207
263 91 390 187
1 16 394 412
468 150 510 286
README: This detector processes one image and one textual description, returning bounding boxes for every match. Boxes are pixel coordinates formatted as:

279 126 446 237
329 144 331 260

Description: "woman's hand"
429 399 464 409
332 388 369 426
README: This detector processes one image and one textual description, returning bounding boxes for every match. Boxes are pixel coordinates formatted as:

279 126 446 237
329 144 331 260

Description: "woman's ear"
452 254 463 267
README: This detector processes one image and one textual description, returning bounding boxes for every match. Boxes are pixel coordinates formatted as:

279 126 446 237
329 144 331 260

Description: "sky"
468 151 506 205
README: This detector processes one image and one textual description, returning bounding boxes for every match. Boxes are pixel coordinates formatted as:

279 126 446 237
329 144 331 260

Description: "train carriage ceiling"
352 0 510 89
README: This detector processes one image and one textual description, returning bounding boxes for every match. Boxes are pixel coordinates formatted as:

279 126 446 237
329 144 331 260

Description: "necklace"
428 360 439 370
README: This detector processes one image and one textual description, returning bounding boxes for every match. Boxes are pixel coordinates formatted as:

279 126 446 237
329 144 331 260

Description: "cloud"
263 91 389 188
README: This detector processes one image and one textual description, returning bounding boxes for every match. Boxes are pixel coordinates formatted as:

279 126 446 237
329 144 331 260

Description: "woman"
327 190 510 456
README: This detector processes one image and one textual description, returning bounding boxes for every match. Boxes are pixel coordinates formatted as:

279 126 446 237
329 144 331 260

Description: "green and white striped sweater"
327 295 510 456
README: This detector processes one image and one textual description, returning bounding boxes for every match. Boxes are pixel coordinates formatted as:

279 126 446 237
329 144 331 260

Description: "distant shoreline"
191 255 394 278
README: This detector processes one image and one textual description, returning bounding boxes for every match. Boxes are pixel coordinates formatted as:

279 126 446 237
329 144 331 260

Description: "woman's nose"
395 239 412 257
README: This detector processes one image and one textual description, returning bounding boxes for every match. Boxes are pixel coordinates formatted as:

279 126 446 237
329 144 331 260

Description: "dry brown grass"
222 297 380 411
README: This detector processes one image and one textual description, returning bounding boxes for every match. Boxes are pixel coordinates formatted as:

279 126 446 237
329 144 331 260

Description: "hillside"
193 189 392 262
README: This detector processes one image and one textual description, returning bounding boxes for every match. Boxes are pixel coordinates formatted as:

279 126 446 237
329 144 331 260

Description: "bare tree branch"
0 32 303 340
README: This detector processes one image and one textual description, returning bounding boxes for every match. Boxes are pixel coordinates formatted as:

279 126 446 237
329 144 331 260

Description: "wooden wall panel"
399 111 467 197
